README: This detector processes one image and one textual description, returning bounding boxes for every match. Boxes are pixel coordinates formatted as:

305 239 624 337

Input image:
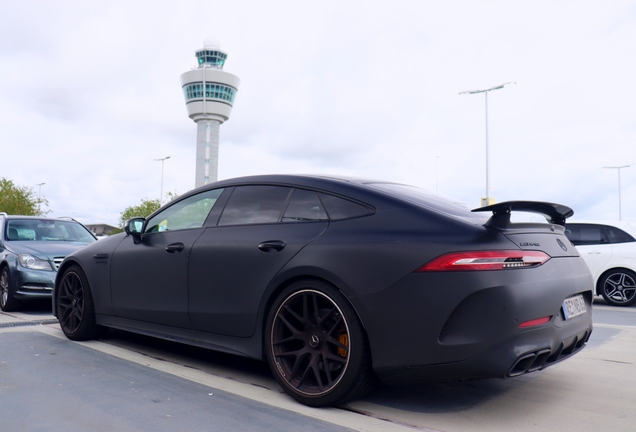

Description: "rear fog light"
519 316 552 328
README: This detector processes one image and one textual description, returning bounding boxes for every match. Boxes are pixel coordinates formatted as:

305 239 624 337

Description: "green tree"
118 198 161 228
0 177 49 215
117 191 179 229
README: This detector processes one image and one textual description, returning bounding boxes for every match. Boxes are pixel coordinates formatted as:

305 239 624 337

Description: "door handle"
258 240 286 253
165 243 185 253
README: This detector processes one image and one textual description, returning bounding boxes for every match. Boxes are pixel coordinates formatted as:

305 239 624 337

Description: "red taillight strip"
415 250 550 272
519 316 552 328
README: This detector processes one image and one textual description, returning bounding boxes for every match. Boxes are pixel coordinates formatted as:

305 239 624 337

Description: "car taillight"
415 250 550 272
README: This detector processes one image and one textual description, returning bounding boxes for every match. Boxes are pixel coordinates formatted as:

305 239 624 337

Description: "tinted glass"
145 188 224 233
605 225 635 244
283 189 328 222
318 193 371 220
5 219 95 243
565 224 609 246
219 186 292 226
366 182 477 218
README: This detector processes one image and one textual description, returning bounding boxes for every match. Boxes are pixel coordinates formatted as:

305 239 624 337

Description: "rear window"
283 189 329 222
366 182 479 218
606 225 636 243
318 193 372 220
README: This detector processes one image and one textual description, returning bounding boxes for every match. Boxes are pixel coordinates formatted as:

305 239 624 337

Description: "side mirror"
124 218 145 244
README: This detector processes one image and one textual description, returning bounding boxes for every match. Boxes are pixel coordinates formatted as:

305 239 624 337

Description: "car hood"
7 241 93 259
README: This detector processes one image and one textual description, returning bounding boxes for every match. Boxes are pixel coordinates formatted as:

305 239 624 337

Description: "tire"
599 269 636 307
0 266 21 312
265 279 376 407
56 265 103 340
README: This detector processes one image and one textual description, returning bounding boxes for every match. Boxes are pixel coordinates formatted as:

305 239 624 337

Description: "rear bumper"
351 256 594 384
375 319 592 384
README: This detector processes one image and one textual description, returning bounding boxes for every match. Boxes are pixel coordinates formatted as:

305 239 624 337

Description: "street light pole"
35 182 45 199
154 156 171 204
460 82 515 206
603 164 632 220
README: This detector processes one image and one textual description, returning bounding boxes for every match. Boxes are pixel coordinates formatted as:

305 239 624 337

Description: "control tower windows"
196 50 227 68
183 83 237 104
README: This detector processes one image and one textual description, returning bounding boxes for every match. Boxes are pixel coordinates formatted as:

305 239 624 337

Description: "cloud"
1 0 635 224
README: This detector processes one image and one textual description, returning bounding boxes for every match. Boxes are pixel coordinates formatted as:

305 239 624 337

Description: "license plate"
562 295 586 320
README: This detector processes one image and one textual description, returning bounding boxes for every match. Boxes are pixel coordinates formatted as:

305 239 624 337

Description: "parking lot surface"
1 300 635 431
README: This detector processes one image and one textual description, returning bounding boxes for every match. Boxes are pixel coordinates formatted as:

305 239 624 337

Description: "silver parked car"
0 213 96 311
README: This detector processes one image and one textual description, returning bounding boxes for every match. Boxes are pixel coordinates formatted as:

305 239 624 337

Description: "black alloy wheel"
600 269 636 307
265 280 375 407
0 266 21 312
57 265 101 340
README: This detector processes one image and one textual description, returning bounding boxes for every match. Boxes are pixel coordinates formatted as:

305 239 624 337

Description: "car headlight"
18 254 54 271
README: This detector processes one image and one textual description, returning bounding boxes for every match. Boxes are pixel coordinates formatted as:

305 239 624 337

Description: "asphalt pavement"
1 299 635 431
0 329 351 432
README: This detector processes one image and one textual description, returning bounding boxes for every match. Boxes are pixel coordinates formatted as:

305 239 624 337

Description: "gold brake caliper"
338 330 349 358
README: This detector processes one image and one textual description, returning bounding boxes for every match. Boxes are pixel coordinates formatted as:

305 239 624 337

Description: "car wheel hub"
309 333 321 348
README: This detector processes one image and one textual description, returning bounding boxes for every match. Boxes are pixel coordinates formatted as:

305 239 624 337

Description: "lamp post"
154 156 171 204
603 164 632 220
460 82 515 206
35 182 45 199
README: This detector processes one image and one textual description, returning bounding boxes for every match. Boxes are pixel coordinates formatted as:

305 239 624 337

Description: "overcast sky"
1 1 635 226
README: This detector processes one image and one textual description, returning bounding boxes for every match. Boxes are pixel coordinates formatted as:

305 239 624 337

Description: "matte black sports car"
53 175 593 407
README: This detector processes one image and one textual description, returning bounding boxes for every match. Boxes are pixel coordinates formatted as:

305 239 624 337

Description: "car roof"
203 174 380 189
183 174 393 204
176 174 484 225
1 214 80 222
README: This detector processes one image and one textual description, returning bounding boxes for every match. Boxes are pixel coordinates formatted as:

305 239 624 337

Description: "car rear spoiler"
472 201 574 228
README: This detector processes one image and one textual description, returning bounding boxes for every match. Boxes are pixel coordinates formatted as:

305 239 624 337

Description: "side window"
282 189 328 222
606 225 636 244
318 193 372 220
219 186 292 226
565 224 609 246
145 188 224 233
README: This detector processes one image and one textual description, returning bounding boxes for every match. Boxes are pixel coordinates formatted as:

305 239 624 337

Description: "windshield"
5 219 96 243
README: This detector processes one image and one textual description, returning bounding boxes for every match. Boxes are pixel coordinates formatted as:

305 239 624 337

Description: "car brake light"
519 316 552 328
415 250 550 272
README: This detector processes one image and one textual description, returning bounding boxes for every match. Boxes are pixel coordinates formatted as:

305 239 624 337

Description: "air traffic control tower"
180 41 240 187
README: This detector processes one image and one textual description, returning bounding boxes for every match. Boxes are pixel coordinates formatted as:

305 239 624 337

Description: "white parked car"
565 221 636 306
